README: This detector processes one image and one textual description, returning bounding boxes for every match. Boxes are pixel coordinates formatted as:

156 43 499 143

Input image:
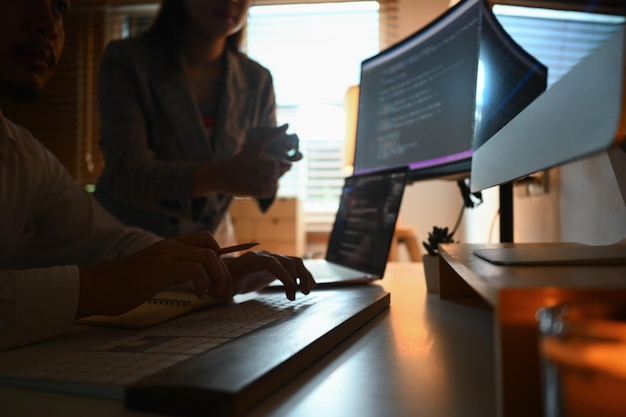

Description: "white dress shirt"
0 110 161 350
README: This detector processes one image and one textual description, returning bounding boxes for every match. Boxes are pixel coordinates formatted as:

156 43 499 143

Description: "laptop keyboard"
305 259 373 282
8 293 318 387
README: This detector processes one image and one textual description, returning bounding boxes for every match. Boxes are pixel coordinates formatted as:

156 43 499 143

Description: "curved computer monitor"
352 0 547 182
470 2 626 264
471 3 626 192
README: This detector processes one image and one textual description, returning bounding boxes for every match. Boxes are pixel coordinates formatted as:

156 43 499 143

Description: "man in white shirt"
0 0 314 350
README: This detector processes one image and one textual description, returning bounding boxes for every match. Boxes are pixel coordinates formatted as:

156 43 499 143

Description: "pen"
219 242 260 256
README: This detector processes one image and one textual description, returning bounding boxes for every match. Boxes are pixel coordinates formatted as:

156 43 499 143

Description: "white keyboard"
7 293 317 389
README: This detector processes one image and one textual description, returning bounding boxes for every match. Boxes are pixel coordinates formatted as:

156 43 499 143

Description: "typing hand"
76 232 230 318
224 251 316 301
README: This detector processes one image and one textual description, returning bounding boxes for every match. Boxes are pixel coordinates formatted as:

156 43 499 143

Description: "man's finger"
171 261 212 298
273 255 316 295
294 259 316 294
255 254 299 300
168 246 232 295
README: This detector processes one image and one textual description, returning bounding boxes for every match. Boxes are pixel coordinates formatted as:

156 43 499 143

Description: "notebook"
302 166 409 285
77 289 226 329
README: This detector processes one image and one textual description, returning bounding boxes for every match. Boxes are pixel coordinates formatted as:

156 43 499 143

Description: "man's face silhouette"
0 0 68 101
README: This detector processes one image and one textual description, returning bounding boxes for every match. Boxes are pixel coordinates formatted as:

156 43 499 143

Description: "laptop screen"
325 166 408 275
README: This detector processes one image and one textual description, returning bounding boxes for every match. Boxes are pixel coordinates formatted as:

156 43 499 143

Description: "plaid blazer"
94 36 277 238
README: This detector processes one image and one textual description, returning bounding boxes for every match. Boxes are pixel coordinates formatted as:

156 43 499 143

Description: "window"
245 2 381 229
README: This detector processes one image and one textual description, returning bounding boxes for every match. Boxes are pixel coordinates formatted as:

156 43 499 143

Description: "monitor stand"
499 183 513 243
473 22 626 266
477 144 626 266
473 242 626 266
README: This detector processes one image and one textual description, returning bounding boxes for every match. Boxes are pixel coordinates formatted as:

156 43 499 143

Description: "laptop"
301 165 409 285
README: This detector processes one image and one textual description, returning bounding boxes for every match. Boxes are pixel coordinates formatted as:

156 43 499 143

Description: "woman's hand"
77 232 230 318
224 251 316 300
193 126 288 198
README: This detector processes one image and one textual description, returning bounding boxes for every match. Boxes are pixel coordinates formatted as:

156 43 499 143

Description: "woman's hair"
145 0 245 55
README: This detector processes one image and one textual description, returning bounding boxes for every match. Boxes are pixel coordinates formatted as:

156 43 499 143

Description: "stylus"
219 242 260 256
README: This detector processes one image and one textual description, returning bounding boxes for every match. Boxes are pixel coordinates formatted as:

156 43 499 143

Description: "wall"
395 0 626 261
560 150 626 245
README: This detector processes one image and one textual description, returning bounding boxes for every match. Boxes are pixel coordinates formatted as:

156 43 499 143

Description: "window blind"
493 4 625 87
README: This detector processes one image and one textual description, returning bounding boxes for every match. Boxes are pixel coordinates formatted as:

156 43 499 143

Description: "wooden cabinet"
229 197 305 257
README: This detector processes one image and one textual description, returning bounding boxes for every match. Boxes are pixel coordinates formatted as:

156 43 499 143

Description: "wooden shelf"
438 242 626 417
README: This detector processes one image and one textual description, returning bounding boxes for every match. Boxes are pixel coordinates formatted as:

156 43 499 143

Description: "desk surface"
0 263 496 417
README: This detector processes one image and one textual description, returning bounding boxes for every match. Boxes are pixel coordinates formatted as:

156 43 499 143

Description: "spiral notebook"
77 290 226 329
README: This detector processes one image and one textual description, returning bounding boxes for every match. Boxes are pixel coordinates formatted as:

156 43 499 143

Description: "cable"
451 201 464 237
451 178 483 237
489 208 500 244
457 178 483 209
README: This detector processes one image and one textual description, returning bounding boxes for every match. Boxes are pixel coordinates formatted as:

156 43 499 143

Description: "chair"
389 225 422 262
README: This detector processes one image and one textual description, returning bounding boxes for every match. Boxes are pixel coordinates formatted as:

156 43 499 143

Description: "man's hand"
224 250 316 300
76 233 316 320
76 232 230 318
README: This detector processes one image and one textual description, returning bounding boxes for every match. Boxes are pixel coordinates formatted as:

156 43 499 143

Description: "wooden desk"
438 243 626 417
0 264 496 417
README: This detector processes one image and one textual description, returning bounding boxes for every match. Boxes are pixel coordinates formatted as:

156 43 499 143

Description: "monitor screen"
471 4 626 192
352 0 547 182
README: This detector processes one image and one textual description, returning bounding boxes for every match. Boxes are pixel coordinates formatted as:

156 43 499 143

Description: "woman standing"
94 0 299 245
